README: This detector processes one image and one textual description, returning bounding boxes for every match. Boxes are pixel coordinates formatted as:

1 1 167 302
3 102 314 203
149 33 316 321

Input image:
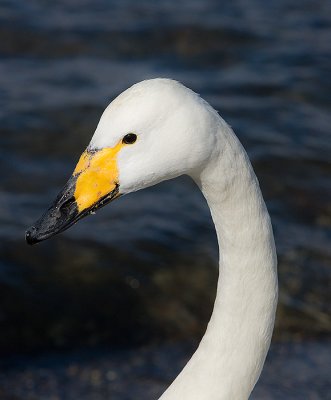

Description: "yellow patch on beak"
73 141 124 212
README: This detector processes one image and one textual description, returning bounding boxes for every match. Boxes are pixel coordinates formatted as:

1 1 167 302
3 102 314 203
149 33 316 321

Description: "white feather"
90 78 278 400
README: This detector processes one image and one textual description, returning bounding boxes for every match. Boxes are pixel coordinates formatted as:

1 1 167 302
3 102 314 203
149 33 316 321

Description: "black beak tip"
25 226 39 245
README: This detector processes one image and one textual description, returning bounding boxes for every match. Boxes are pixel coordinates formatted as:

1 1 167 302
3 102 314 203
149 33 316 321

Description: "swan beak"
25 146 122 245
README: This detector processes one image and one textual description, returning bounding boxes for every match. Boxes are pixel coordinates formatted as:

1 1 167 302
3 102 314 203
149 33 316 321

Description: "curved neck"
160 124 278 400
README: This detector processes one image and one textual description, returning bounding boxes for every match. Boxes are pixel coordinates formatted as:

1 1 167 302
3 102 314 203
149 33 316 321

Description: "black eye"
122 133 137 144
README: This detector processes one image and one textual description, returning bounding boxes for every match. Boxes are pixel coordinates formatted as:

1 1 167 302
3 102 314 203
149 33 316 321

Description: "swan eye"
122 133 137 144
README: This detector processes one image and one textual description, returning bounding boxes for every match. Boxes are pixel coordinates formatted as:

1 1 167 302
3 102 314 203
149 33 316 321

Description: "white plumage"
91 79 278 399
27 78 278 399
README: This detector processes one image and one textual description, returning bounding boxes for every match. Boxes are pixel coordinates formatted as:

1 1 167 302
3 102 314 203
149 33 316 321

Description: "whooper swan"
26 79 278 400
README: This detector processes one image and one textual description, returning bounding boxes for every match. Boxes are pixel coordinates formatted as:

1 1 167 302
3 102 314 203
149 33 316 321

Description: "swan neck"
160 124 278 400
199 133 278 399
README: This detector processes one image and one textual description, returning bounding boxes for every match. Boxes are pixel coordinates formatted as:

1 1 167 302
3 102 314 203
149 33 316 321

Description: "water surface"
0 0 330 398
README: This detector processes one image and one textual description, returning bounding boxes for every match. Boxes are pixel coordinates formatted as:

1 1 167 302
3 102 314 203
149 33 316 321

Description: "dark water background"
0 0 330 399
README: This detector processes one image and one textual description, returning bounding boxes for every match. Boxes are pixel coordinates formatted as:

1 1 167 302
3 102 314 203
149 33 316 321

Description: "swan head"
26 79 217 244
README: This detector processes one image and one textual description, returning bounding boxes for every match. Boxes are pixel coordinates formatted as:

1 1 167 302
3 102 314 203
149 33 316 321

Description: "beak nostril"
60 196 75 211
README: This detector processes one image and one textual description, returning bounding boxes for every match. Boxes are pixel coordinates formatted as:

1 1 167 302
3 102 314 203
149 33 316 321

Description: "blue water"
0 0 330 398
